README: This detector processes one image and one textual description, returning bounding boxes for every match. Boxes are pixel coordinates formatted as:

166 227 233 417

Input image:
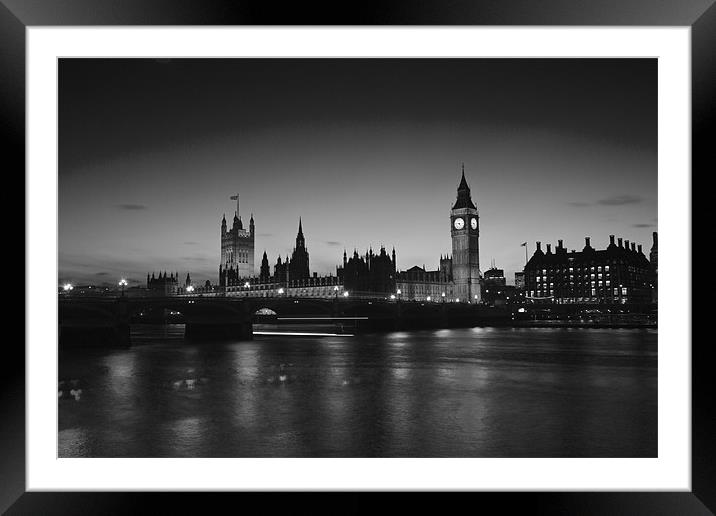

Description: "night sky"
59 58 657 287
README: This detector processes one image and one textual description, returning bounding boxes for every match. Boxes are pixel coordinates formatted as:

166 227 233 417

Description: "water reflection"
58 327 657 457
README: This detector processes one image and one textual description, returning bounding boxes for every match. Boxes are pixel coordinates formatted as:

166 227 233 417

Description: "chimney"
653 231 658 246
536 241 542 252
585 236 591 248
558 239 564 249
546 244 552 254
625 239 630 250
631 242 636 251
609 235 615 245
638 244 643 253
618 237 623 247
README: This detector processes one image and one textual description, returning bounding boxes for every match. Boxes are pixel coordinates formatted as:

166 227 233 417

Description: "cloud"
95 272 110 276
181 256 210 262
596 195 643 206
632 223 654 228
256 233 273 237
116 204 148 210
183 241 198 245
324 240 343 247
568 195 645 208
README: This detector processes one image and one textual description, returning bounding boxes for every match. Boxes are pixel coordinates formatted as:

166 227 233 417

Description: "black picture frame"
3 1 711 514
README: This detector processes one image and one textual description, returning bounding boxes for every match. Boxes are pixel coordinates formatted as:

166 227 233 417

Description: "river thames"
58 325 657 457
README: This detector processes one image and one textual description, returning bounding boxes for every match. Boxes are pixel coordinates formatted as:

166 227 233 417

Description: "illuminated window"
621 287 628 295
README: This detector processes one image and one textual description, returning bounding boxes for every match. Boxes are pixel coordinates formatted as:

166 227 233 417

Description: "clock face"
453 217 465 230
470 217 478 230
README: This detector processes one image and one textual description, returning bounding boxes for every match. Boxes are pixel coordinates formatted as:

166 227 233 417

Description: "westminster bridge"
58 292 514 348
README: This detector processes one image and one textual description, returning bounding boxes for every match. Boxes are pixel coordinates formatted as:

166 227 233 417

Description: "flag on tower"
521 242 527 247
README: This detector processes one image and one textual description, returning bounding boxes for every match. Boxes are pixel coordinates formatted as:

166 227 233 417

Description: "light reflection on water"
58 325 657 457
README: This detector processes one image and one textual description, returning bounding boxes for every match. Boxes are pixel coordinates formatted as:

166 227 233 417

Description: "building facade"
337 246 397 297
219 217 348 298
523 235 654 305
396 166 482 303
396 261 454 302
219 199 255 286
146 271 181 296
649 231 658 303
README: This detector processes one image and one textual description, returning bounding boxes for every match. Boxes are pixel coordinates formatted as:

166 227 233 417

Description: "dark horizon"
58 58 657 287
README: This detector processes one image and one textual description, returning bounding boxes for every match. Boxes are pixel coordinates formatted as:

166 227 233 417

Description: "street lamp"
278 288 284 295
390 294 396 300
186 285 195 294
426 296 431 302
334 285 339 300
441 292 446 303
343 291 349 298
63 283 73 293
244 282 251 288
118 278 128 296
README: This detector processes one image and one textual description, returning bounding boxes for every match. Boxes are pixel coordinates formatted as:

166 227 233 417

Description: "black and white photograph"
56 57 659 459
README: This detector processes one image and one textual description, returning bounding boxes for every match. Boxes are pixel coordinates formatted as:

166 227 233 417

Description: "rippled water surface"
58 325 657 457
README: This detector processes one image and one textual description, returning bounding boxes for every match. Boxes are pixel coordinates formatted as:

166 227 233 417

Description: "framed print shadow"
4 0 712 514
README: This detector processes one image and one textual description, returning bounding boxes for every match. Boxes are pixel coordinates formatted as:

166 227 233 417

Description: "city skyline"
59 58 657 286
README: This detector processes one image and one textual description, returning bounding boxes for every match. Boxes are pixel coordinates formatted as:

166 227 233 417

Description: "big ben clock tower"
450 164 481 303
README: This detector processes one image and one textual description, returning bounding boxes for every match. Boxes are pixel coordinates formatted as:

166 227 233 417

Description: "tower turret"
260 250 270 282
452 163 477 210
450 164 481 302
289 218 310 281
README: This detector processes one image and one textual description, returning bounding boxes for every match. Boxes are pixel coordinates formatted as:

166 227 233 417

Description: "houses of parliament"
212 168 483 302
147 165 655 306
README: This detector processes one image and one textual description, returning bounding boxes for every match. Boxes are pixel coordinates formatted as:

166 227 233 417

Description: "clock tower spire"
450 164 481 303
